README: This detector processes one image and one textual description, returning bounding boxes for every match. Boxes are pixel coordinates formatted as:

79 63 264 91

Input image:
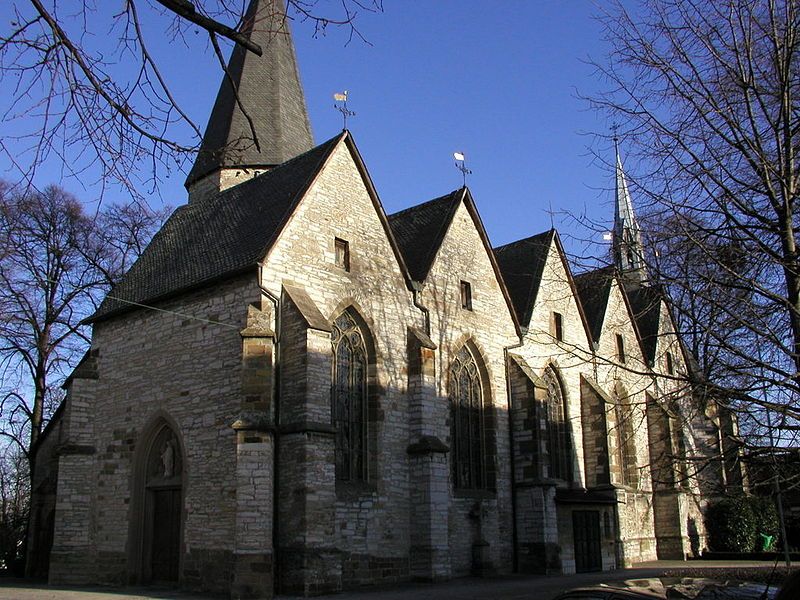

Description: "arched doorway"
136 421 183 583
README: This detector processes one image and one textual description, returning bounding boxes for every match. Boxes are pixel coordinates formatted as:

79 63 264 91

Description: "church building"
27 1 741 597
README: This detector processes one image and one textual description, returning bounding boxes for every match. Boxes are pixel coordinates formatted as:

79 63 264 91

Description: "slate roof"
387 190 463 282
90 133 343 322
186 0 314 188
493 230 555 327
573 266 615 343
626 285 663 364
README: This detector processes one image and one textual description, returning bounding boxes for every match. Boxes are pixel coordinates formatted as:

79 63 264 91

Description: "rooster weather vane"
333 90 356 130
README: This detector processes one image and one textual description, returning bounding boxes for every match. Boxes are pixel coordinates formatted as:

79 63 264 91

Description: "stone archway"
132 419 184 584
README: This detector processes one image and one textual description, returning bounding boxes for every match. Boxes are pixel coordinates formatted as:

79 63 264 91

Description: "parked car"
551 577 778 600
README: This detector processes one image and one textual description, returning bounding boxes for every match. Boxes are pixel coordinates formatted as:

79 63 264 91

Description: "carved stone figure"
160 438 175 478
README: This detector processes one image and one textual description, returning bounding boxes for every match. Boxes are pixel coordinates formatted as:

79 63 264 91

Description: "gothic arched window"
543 366 571 481
331 311 368 482
450 346 486 489
614 385 638 487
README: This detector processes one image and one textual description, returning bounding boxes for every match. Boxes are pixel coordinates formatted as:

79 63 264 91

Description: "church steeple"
612 140 648 285
186 0 314 202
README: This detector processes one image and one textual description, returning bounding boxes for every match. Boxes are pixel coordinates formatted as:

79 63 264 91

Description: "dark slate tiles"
91 133 342 322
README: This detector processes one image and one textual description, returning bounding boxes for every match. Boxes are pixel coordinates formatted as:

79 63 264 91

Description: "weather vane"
333 90 356 130
453 151 472 187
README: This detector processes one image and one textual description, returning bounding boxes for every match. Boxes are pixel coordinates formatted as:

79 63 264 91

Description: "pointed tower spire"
186 0 314 202
612 138 648 285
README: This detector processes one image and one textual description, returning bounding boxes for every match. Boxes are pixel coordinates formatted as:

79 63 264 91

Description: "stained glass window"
543 366 571 481
615 387 638 487
331 312 367 481
450 346 485 489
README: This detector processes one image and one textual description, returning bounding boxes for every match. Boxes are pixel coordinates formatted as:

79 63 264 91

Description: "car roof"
553 577 777 600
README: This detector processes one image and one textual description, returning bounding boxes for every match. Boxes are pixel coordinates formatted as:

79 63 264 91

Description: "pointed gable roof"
573 266 615 343
186 0 314 188
626 285 663 364
91 133 343 323
387 190 462 282
388 187 520 334
493 230 555 327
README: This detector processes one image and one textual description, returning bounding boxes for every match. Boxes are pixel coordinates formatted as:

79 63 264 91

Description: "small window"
460 280 473 310
552 311 564 342
666 351 674 375
335 238 350 271
615 334 626 363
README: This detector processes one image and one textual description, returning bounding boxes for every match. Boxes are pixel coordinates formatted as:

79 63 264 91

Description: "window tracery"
331 311 367 482
543 366 571 481
614 386 638 487
450 346 486 489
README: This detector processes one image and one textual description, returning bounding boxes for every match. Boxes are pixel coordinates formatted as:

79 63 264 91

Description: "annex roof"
91 133 344 323
493 230 555 327
573 266 615 343
625 285 663 364
387 190 462 282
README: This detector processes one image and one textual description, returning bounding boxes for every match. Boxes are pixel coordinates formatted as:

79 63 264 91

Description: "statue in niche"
160 437 175 478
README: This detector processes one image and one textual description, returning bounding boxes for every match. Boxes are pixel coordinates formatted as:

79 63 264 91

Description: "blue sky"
2 1 624 261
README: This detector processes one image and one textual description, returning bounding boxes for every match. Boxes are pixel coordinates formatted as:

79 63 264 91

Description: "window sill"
453 488 495 500
336 480 377 501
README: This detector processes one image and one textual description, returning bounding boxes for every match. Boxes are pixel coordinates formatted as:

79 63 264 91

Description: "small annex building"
27 0 743 597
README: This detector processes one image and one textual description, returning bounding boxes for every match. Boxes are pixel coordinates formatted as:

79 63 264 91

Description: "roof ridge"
494 228 555 254
574 264 615 280
254 132 344 260
387 188 461 219
416 189 463 281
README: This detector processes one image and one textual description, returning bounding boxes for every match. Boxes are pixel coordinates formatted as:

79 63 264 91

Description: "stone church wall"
261 141 421 591
35 132 720 596
510 240 599 573
54 274 260 593
419 200 518 577
593 280 657 565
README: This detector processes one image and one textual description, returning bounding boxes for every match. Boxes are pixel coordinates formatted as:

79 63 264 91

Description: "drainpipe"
504 329 525 573
411 281 430 336
258 271 282 592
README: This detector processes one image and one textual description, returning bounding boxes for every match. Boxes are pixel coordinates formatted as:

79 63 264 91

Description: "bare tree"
0 0 382 198
588 0 800 447
0 446 28 573
0 182 168 463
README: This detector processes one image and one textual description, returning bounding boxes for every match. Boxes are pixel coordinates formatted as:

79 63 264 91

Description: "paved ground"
0 561 791 600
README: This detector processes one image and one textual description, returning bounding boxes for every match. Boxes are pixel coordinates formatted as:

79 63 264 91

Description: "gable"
422 195 519 341
524 236 593 350
597 277 646 367
261 134 414 323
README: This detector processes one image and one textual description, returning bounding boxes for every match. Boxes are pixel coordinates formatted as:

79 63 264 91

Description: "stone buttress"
232 304 278 598
406 327 450 581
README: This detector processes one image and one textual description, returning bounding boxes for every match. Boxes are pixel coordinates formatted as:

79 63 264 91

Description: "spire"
186 0 314 201
612 139 648 285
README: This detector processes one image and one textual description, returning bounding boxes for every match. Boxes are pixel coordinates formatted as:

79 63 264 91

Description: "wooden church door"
573 510 602 573
143 425 183 583
150 487 181 582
